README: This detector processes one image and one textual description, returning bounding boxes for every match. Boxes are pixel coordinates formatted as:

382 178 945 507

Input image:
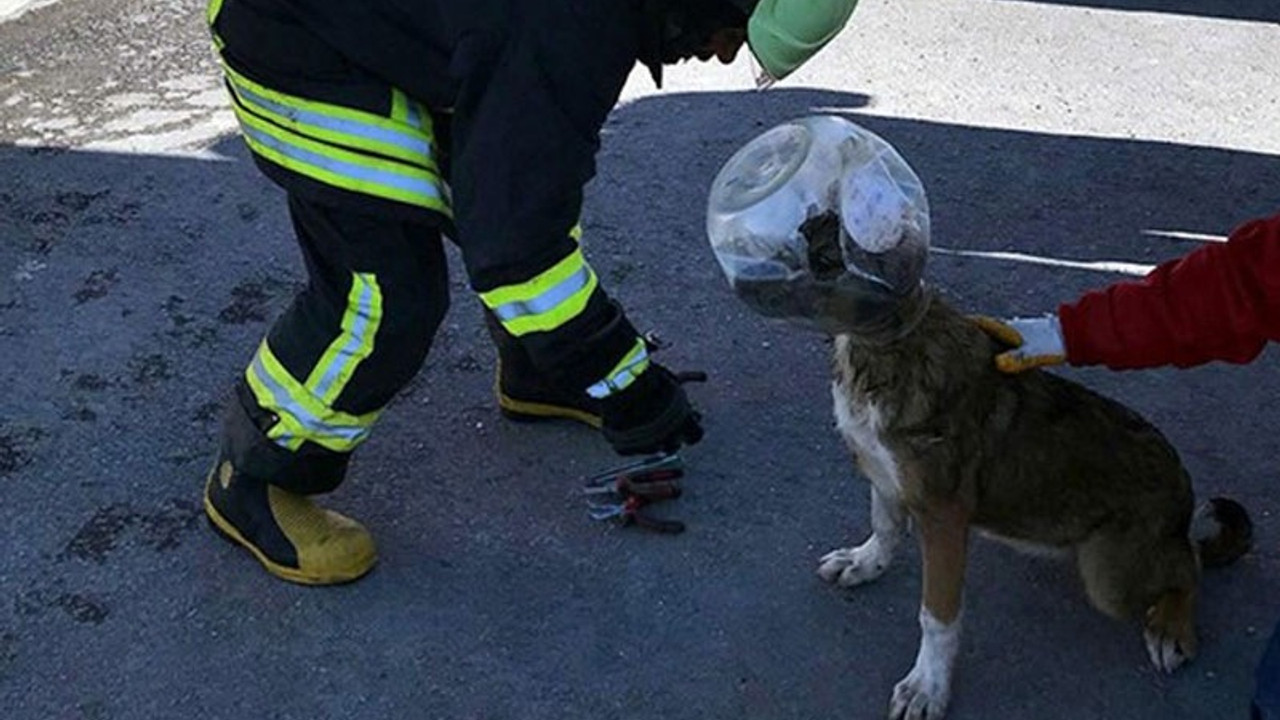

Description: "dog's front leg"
889 502 968 720
818 484 905 587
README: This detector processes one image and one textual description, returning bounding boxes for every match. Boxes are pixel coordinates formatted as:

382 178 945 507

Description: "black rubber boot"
484 311 602 428
203 459 377 585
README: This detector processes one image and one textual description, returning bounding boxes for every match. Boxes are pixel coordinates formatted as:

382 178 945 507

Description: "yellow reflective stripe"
390 89 411 124
223 63 439 173
207 0 225 50
498 270 597 336
244 340 382 453
392 91 434 135
586 338 651 398
256 341 381 429
245 362 334 452
305 273 383 406
478 248 599 337
479 248 587 308
569 224 583 242
207 0 224 26
231 101 451 214
264 410 307 452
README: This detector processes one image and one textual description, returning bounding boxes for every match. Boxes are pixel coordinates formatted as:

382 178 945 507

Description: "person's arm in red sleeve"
1059 214 1280 370
972 213 1280 373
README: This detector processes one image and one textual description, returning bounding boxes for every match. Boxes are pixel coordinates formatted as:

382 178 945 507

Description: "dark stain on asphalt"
13 587 109 627
61 500 202 563
129 353 173 386
28 208 69 253
109 201 142 226
218 280 272 324
192 401 222 425
53 593 109 625
73 373 111 392
161 292 227 347
161 294 195 327
55 189 110 212
165 321 220 349
62 506 133 563
30 208 69 226
0 630 15 669
73 268 119 305
0 426 45 476
141 500 203 552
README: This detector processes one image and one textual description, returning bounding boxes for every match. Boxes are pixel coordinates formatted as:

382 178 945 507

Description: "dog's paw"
817 539 890 587
1143 593 1197 674
888 665 951 720
1143 625 1193 674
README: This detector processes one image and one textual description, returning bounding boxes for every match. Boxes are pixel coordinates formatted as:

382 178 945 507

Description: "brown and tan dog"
816 290 1251 720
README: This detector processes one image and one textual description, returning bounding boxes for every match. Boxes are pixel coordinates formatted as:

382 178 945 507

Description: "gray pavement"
2 1 1279 719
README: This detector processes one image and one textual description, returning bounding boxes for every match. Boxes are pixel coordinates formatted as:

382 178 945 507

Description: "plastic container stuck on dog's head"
706 115 931 338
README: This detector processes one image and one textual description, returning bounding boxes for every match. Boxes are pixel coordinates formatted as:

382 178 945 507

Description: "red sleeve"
1058 214 1280 370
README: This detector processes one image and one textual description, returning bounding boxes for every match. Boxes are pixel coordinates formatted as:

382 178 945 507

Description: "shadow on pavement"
1 87 1277 720
998 0 1280 23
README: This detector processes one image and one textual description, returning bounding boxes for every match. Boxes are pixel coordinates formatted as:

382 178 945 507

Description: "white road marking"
932 247 1155 276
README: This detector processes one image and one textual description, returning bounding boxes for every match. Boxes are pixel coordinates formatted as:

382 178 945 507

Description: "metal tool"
584 454 686 534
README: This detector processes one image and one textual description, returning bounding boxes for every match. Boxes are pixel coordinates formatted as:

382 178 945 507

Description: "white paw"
817 538 890 587
1144 627 1190 674
889 664 951 720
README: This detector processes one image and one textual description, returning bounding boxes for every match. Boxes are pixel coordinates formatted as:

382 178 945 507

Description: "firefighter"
202 0 861 584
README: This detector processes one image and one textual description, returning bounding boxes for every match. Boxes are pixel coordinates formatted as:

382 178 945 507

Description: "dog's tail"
1191 497 1253 568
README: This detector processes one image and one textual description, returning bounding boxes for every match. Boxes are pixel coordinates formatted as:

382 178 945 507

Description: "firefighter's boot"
484 311 602 428
203 459 377 585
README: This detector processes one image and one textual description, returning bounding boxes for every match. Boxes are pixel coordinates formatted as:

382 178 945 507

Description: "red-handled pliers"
584 454 686 534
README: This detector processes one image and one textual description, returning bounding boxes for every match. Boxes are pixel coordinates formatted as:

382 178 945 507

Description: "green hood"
738 0 859 83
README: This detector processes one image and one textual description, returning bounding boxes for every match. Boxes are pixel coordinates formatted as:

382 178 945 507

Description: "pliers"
584 454 686 534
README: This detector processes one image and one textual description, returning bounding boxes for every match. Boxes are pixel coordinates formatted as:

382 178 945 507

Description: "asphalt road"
2 1 1279 719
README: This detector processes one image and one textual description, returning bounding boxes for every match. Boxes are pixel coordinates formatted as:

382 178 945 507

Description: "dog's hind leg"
818 484 906 587
1077 531 1200 673
889 501 969 720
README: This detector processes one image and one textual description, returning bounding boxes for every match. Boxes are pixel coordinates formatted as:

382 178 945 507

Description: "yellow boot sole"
496 389 602 428
494 359 602 428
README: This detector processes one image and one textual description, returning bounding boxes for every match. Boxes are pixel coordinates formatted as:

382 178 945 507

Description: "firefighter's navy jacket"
211 0 739 397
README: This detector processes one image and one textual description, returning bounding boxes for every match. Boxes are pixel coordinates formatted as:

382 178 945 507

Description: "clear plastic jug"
706 115 931 336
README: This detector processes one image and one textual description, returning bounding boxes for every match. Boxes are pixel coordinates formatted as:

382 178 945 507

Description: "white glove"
970 314 1066 373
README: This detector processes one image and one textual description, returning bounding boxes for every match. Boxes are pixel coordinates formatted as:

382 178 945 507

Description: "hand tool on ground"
584 454 687 534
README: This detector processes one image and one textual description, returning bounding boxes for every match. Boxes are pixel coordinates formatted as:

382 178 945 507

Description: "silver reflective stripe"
490 266 593 322
235 82 433 159
249 355 369 447
241 123 444 202
311 276 376 401
586 343 650 399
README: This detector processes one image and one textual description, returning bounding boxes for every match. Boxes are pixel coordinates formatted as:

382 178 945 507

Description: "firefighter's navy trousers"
212 0 454 494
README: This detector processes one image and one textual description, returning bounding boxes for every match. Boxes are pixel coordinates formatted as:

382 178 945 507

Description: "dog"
815 289 1252 720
